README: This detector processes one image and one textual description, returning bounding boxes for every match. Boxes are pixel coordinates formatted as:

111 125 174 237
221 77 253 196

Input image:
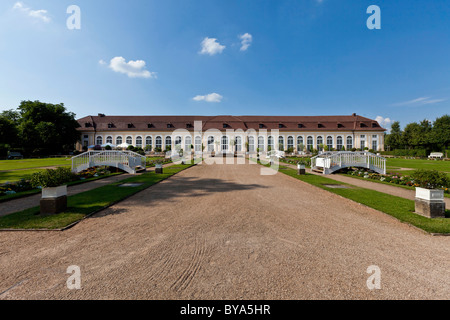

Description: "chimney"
352 113 357 117
98 113 105 117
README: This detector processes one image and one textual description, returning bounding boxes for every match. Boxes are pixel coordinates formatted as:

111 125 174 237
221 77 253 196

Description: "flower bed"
0 167 112 197
346 168 450 194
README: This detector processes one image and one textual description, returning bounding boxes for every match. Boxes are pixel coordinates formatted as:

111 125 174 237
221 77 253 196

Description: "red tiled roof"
77 114 386 132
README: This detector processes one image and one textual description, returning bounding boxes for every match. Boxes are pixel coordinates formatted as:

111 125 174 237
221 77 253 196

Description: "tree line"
385 115 450 154
0 100 80 157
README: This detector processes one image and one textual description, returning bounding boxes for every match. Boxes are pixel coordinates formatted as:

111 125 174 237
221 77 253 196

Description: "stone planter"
40 185 67 215
415 187 445 218
297 164 306 175
155 164 163 174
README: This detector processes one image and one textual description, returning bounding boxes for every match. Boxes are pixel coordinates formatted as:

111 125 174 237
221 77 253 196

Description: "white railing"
71 151 146 174
311 151 386 175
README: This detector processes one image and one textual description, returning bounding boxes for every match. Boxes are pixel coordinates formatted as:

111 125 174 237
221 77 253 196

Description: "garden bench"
428 152 443 159
7 152 24 160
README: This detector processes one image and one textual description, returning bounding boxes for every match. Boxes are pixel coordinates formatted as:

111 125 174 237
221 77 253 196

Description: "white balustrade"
311 152 386 175
72 151 146 174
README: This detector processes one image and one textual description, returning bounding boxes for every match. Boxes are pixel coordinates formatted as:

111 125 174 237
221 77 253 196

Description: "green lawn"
271 164 450 234
0 164 193 230
0 169 45 184
0 157 73 184
0 157 72 171
386 158 450 172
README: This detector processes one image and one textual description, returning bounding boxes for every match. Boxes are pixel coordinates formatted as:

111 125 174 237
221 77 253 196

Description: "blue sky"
0 0 449 129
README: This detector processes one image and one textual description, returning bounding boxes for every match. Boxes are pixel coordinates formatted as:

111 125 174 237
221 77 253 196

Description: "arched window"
185 136 192 151
222 136 229 151
116 136 123 145
258 136 265 152
278 136 284 151
287 136 294 150
126 136 133 145
346 136 353 150
146 136 152 147
195 136 202 152
156 136 162 150
175 136 182 146
316 136 323 150
326 136 333 150
236 136 242 152
307 136 313 151
136 136 143 148
96 136 103 145
248 136 255 152
297 136 304 151
337 136 343 151
106 136 113 144
268 136 274 151
165 136 172 150
207 136 215 152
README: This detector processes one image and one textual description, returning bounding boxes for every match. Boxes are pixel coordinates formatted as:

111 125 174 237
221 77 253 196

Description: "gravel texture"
0 162 449 300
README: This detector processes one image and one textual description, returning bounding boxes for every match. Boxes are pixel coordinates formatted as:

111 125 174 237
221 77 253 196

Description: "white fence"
72 151 146 174
311 151 386 175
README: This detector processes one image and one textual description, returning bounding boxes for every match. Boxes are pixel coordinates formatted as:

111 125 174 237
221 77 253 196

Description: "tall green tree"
431 115 450 151
385 121 402 150
17 100 80 155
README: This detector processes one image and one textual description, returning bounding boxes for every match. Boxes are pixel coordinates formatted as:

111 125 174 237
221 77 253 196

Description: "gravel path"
0 162 448 300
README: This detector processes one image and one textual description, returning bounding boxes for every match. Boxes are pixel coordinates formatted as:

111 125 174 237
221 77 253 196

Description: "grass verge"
269 164 450 234
0 172 123 203
338 173 450 199
0 164 193 230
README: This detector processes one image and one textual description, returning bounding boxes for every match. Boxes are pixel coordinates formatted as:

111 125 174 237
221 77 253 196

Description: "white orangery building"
76 114 386 153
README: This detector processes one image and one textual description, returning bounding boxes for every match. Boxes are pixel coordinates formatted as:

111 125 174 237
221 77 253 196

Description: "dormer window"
318 123 325 128
372 122 379 128
186 123 193 129
167 123 174 129
85 122 92 128
360 123 368 128
259 124 264 129
337 123 344 128
223 123 230 129
108 123 114 129
278 124 285 129
128 123 134 129
148 123 154 128
298 124 304 128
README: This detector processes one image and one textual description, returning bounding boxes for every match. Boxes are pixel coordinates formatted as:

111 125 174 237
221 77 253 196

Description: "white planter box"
42 185 67 199
415 187 444 202
316 158 325 168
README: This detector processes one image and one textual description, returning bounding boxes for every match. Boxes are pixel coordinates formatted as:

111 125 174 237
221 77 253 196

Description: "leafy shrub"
411 169 450 189
30 167 75 188
145 145 152 152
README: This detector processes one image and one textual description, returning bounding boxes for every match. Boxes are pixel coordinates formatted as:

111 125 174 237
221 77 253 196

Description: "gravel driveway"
0 162 449 300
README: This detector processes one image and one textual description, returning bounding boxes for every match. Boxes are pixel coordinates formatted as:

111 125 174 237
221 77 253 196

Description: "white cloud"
98 59 106 65
108 56 156 79
199 37 226 56
193 93 223 103
375 116 393 130
239 33 253 51
13 2 50 23
392 96 446 106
